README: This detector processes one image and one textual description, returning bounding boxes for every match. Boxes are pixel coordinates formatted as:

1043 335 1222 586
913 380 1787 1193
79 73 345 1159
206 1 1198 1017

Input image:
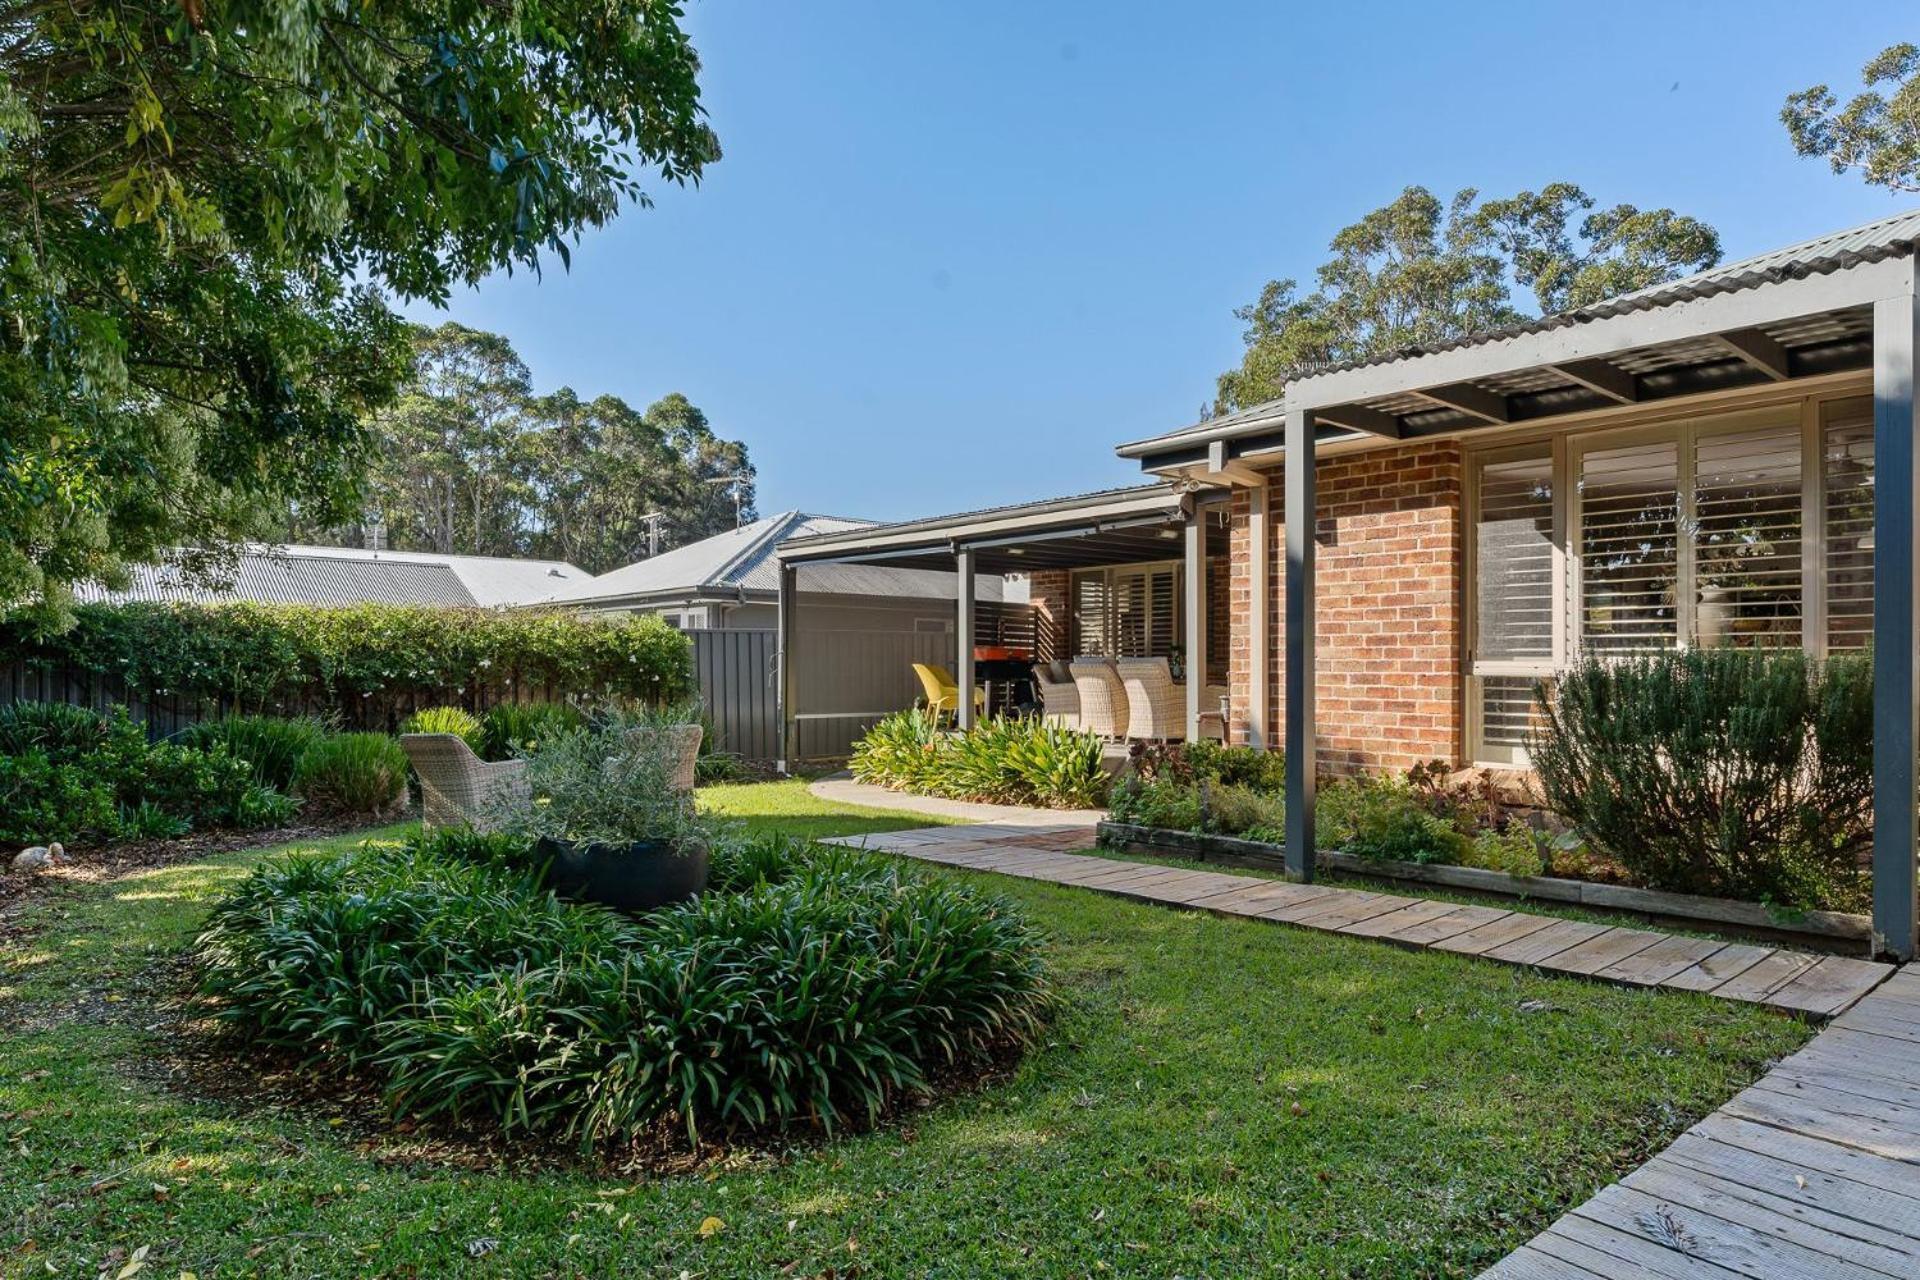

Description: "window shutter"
1475 454 1555 662
1072 572 1108 656
1823 398 1875 654
1578 439 1680 653
1693 421 1803 647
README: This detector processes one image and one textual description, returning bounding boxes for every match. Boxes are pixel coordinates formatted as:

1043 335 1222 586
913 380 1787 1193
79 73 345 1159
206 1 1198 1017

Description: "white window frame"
1466 394 1854 767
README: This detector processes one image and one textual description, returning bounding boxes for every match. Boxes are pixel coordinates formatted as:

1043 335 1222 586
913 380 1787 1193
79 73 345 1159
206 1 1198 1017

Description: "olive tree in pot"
490 711 709 912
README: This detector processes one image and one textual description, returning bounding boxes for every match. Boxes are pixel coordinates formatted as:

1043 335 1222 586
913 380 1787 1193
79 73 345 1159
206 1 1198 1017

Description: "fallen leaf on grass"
697 1216 726 1238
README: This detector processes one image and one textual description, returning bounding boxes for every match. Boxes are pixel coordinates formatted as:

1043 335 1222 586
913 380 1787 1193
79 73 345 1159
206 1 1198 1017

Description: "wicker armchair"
401 733 529 831
1116 656 1187 741
620 722 704 793
1068 657 1129 738
1031 661 1082 730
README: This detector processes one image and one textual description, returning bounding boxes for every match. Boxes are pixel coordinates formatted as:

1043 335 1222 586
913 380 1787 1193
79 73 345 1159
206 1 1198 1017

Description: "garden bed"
1097 820 1873 950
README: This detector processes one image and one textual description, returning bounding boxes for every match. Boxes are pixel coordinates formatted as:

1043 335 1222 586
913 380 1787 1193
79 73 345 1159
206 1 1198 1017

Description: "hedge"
0 602 694 729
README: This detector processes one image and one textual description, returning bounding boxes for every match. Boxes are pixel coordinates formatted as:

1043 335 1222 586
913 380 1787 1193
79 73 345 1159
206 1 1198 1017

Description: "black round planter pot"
535 836 710 913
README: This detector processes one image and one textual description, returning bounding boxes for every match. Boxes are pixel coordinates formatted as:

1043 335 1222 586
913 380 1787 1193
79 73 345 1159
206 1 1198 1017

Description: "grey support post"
1185 513 1208 741
1283 408 1316 881
1874 278 1920 961
776 561 798 773
956 547 977 730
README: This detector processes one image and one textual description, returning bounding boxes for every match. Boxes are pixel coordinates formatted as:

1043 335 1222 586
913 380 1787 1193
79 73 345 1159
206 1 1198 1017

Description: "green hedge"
0 602 694 728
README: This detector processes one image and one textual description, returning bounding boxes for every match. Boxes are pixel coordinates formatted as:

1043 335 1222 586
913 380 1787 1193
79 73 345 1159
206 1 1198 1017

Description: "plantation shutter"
1475 454 1555 662
1146 567 1178 657
1577 439 1680 654
1072 572 1108 656
1823 397 1875 654
1692 421 1803 647
1471 449 1556 764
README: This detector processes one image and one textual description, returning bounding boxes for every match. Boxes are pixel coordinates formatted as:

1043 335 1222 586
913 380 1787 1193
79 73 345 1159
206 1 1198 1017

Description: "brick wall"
1226 440 1465 774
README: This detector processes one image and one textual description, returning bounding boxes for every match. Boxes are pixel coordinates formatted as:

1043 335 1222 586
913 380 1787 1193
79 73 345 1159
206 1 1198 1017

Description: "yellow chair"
912 662 986 725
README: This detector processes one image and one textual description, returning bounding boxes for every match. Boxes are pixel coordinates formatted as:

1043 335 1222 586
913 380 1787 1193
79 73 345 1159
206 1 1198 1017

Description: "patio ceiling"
776 482 1227 577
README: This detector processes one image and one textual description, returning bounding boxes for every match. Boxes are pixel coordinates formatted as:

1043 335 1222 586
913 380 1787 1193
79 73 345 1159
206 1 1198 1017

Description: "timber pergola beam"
1311 403 1402 438
1546 357 1638 404
1714 326 1792 380
1415 381 1510 424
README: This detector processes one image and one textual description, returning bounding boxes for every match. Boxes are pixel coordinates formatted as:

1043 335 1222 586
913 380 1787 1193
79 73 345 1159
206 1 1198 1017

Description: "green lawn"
0 783 1808 1278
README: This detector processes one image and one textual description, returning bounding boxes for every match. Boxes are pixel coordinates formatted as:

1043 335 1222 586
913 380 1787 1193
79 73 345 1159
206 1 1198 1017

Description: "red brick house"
778 209 1920 958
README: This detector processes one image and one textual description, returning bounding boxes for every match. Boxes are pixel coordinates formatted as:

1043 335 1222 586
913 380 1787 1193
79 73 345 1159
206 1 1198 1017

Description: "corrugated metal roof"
1119 206 1920 456
77 545 592 608
1299 205 1920 379
779 483 1181 553
536 512 1023 608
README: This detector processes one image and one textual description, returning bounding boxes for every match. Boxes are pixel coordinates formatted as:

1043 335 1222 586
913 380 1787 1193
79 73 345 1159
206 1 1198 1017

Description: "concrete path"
806 775 1105 826
825 819 1919 1279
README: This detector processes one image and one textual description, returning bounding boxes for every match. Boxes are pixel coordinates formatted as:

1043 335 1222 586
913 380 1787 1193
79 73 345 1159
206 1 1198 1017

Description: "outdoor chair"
619 722 704 793
1031 661 1081 730
401 733 529 831
1116 656 1186 741
912 662 985 725
1068 657 1129 738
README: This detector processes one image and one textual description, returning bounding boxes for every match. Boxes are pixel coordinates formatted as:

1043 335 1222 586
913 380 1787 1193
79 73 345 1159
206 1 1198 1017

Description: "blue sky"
404 1 1911 523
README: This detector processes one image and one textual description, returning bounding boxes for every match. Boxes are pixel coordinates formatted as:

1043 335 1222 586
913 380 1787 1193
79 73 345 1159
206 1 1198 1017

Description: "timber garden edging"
1096 820 1875 951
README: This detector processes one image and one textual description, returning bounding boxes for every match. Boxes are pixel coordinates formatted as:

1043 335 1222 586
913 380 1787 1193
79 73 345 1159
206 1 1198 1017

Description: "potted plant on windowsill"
490 710 710 912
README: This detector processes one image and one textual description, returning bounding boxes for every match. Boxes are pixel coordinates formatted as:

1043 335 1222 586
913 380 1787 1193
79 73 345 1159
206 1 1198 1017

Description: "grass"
0 782 1810 1278
696 777 967 840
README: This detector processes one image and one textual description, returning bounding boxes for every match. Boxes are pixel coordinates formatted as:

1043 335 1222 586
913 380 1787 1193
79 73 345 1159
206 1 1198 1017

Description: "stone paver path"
829 819 1920 1278
828 821 1892 1018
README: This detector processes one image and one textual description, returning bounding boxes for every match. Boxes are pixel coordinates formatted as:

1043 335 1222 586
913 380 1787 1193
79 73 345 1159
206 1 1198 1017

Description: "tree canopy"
1 0 718 619
1784 41 1920 193
308 323 755 574
1213 185 1721 413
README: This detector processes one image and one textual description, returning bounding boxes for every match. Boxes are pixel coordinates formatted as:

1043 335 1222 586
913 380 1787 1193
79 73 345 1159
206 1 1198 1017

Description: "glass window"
1577 438 1680 653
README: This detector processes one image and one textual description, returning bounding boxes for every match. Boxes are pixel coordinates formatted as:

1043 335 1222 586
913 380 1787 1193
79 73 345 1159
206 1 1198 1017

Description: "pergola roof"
775 482 1204 576
1119 207 1920 469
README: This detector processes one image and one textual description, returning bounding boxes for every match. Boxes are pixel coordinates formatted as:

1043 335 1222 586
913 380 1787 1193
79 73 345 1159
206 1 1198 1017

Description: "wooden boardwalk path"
828 821 1892 1018
830 820 1920 1279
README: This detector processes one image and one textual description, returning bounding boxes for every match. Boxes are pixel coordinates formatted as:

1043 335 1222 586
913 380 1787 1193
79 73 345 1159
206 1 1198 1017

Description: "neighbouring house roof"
533 512 1022 610
77 545 593 609
1117 206 1920 464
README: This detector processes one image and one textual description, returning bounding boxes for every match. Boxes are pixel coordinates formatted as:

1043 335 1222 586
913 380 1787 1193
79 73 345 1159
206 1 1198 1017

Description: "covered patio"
1121 213 1920 960
773 483 1231 760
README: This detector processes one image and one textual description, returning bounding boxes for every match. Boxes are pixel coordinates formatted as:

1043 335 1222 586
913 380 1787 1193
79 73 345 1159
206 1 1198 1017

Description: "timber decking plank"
1484 919 1613 968
1476 1243 1610 1279
1339 898 1470 939
1723 1087 1920 1164
1535 1216 1758 1280
1622 1162 1920 1276
1575 1181 1875 1280
1690 1114 1920 1204
1763 957 1892 1017
1430 910 1562 956
1711 951 1822 1005
1535 927 1668 978
1593 934 1729 987
1661 944 1776 993
1661 1130 1920 1229
1381 903 1514 946
1279 891 1423 931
